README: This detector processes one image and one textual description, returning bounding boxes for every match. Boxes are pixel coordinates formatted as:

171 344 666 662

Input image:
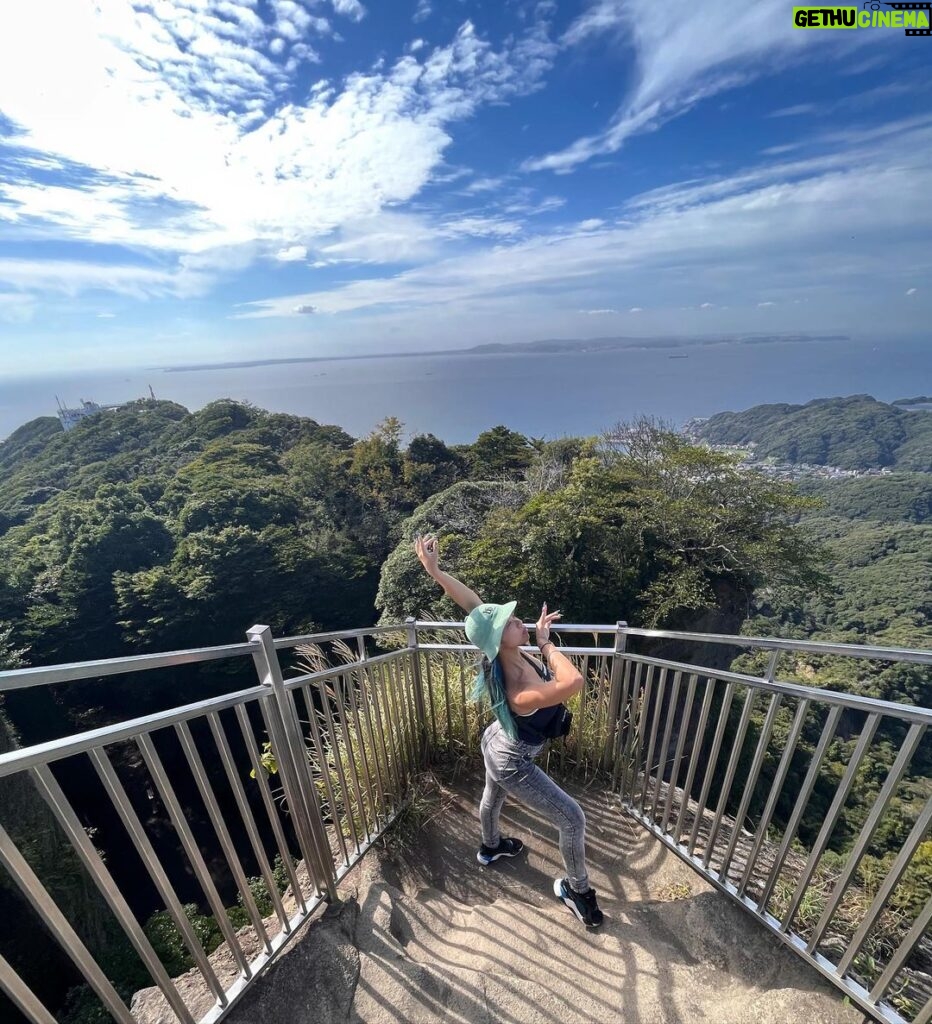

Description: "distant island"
893 395 932 407
162 332 849 373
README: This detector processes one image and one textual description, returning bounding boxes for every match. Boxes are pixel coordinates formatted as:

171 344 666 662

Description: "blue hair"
471 655 518 740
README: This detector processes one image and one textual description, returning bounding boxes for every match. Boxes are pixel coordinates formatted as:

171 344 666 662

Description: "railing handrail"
415 620 932 666
621 651 932 726
0 624 401 694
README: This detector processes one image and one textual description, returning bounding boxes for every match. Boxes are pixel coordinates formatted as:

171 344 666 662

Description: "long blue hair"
471 655 518 740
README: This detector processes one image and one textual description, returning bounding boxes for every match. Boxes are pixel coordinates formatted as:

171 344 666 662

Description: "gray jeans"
479 720 590 893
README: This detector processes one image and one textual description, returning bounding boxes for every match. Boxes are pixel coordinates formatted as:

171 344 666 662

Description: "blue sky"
0 0 929 373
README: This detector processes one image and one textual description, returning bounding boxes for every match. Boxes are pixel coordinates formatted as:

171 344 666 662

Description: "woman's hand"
535 602 562 647
414 533 440 578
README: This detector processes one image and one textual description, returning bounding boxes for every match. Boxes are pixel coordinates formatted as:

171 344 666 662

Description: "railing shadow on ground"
0 619 928 1024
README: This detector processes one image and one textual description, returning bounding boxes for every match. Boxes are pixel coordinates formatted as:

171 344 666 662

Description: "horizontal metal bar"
415 643 615 656
0 686 267 779
620 653 932 727
620 628 932 666
272 624 400 650
414 619 620 635
0 641 257 692
280 649 410 691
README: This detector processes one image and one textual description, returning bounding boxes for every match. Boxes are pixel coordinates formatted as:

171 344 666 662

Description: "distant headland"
161 333 849 373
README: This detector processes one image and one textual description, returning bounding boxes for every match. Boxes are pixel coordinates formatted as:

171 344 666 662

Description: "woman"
414 532 603 928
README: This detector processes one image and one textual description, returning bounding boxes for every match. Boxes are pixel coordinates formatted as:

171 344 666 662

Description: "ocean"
1 335 929 444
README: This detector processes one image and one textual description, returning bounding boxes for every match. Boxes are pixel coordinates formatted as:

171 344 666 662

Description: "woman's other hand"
414 533 440 578
535 602 562 647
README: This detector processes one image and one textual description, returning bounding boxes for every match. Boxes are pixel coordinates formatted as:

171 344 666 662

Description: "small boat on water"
668 354 689 359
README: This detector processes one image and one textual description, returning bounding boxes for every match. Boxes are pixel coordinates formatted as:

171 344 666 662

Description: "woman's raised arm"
414 533 484 613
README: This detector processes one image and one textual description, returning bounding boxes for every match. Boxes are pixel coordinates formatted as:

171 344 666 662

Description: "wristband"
540 640 556 655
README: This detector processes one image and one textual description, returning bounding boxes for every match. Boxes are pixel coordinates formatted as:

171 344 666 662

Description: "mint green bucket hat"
465 601 518 661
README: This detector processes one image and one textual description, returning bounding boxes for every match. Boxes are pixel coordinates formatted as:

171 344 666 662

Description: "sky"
0 0 930 374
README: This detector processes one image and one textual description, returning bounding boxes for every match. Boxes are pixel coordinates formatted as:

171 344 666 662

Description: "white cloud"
769 103 817 118
96 311 117 318
0 258 181 298
526 0 836 173
581 308 618 314
0 8 557 297
757 301 775 307
331 0 367 22
409 38 428 53
276 245 308 262
578 218 605 230
237 123 932 325
414 0 432 24
906 287 917 296
629 306 643 313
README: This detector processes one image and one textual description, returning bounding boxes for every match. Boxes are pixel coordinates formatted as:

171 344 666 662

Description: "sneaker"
553 877 604 928
476 837 524 865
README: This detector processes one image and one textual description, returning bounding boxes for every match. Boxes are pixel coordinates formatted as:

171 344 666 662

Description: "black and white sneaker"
476 837 524 866
553 877 604 927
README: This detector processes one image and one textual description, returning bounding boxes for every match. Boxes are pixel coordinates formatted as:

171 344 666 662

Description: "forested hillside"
694 395 932 470
0 396 930 1023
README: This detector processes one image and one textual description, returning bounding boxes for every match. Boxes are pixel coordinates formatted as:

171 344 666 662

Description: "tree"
466 425 535 479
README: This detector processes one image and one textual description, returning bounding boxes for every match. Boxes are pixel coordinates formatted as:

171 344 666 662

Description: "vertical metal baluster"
757 704 842 913
736 698 810 901
296 687 349 869
404 618 428 762
356 663 389 820
780 713 882 932
809 722 926 955
441 652 454 752
611 658 634 788
249 627 336 901
234 703 307 913
577 653 590 770
136 736 254 974
614 659 643 794
0 950 57 1024
703 686 758 871
0 820 140 1024
673 677 715 845
637 666 663 815
393 657 418 780
314 676 363 857
89 746 228 1003
342 667 377 838
407 652 428 764
869 897 932 1005
175 721 272 951
913 994 932 1024
651 670 682 823
366 662 393 813
421 647 438 749
837 792 932 977
207 711 292 931
661 673 698 835
458 649 470 751
687 681 737 859
718 693 783 884
629 664 653 804
602 622 628 770
372 661 402 805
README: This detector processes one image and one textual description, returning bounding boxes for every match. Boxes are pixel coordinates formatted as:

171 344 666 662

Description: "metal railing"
410 621 932 1024
0 620 929 1024
0 622 422 1024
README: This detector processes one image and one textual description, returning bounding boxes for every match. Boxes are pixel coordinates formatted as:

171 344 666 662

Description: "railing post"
602 621 628 770
247 625 337 902
405 617 429 764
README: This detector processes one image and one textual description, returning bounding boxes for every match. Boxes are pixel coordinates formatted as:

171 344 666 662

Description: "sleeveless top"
510 652 568 744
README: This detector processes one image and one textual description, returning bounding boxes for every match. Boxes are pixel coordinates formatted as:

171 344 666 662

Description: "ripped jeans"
479 720 590 893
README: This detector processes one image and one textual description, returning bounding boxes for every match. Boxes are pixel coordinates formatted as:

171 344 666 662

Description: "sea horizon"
2 334 929 445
